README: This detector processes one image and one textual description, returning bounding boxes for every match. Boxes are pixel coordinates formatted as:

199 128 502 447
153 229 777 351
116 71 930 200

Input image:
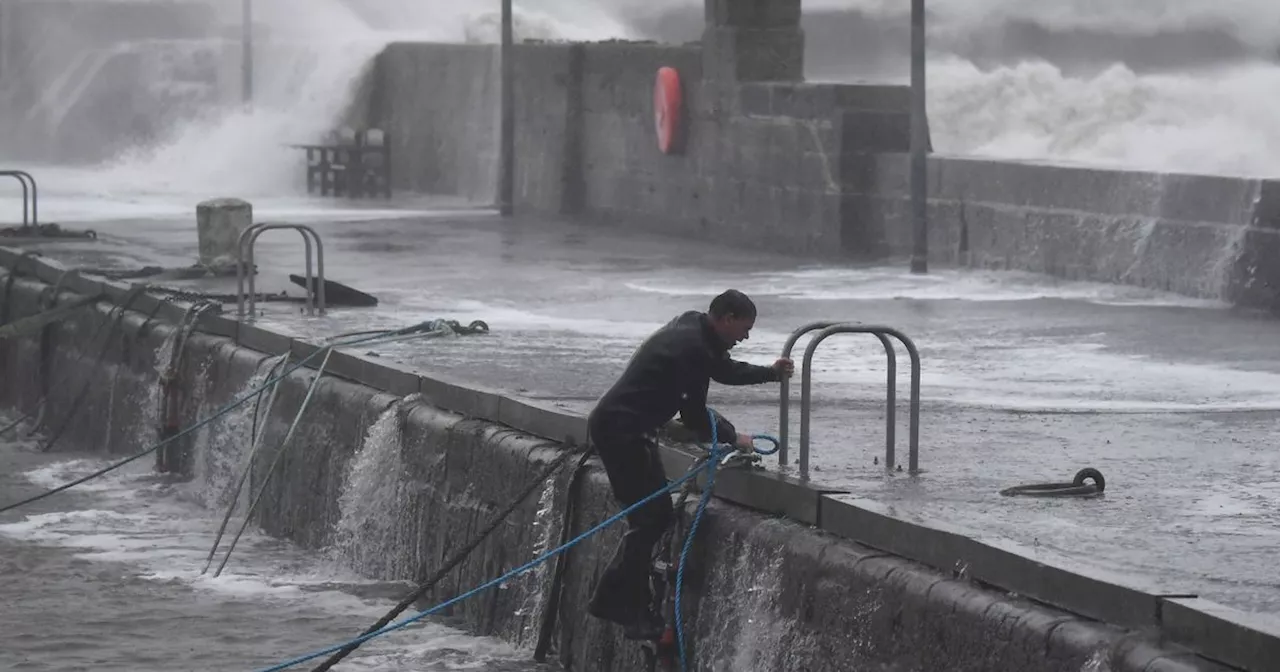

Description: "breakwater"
2 247 1273 671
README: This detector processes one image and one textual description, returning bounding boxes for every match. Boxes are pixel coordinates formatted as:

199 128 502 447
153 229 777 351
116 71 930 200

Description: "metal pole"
909 0 928 274
498 0 515 216
241 0 253 105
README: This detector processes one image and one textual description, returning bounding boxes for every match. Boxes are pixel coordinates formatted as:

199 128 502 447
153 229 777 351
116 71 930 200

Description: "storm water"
0 355 551 671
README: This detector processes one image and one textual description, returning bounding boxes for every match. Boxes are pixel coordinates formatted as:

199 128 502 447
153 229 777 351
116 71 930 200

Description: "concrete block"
738 83 774 116
126 290 165 319
659 444 701 479
1161 597 1280 672
705 0 801 28
156 300 193 325
418 372 503 422
196 198 252 268
704 467 844 526
1230 227 1280 311
194 313 238 340
97 280 136 306
289 339 326 369
64 273 104 301
1144 654 1236 672
496 396 588 446
29 255 68 285
0 246 16 266
839 110 911 154
820 495 1197 629
1255 180 1280 230
656 443 844 526
238 323 293 356
354 356 422 398
322 347 367 385
702 26 804 84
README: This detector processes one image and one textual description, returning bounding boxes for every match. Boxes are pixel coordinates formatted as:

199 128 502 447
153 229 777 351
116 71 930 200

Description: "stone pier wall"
0 249 1267 671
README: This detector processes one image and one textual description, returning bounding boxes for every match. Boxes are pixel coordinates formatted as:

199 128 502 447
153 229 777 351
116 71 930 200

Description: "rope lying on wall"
210 347 336 578
201 354 292 576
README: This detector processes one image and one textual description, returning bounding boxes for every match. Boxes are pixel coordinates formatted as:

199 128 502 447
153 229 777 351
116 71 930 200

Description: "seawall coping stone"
122 285 164 317
819 495 1198 629
197 313 239 340
345 352 421 398
811 494 1280 670
656 444 843 526
495 395 588 447
1162 597 1280 672
239 323 292 356
417 370 504 421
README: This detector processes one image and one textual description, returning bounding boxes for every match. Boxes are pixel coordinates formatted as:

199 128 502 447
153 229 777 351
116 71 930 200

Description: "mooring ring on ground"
1000 468 1106 498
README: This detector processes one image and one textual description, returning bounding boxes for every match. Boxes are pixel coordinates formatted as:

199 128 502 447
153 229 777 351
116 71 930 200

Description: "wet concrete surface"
13 207 1280 616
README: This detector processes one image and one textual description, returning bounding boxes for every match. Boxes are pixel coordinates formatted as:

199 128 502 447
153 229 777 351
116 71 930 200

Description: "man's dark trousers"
587 425 674 624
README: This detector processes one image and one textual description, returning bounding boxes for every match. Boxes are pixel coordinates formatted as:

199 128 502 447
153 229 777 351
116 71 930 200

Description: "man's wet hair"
708 289 757 320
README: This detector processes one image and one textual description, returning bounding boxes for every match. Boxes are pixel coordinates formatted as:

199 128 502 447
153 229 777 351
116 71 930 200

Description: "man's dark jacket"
588 310 779 444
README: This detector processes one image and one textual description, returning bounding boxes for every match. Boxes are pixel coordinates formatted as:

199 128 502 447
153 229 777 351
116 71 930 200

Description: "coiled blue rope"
674 412 722 672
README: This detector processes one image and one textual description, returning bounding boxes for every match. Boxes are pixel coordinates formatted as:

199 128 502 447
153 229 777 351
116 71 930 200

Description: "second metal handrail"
779 321 846 466
783 323 921 480
236 222 326 319
0 170 37 227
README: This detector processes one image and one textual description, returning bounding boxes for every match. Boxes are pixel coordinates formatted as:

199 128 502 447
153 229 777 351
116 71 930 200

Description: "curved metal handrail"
236 222 326 319
0 170 36 226
779 321 862 465
797 324 922 480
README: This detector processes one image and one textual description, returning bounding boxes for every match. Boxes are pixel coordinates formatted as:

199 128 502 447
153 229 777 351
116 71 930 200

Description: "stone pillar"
702 0 804 109
196 198 252 270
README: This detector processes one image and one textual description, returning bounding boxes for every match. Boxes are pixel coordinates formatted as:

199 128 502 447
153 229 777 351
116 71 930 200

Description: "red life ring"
653 66 683 154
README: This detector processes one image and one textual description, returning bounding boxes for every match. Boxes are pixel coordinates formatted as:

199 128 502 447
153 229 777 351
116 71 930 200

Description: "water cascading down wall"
363 0 1280 313
2 258 1273 668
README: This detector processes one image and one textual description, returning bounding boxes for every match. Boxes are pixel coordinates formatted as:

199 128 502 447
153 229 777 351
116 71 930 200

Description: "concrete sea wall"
4 248 1278 671
363 0 1280 311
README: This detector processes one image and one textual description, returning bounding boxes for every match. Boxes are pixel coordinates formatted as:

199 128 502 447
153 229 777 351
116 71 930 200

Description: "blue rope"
674 410 723 672
257 409 738 672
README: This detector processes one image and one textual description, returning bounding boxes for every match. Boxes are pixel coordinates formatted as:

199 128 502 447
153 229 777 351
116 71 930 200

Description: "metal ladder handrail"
778 321 851 466
236 222 326 319
0 170 37 227
791 323 922 480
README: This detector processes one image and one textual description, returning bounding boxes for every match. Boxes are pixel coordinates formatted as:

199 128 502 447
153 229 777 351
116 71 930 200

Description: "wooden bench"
293 127 392 198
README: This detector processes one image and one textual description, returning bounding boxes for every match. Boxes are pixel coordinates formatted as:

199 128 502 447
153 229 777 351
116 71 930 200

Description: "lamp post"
909 0 927 274
241 0 253 105
498 0 514 216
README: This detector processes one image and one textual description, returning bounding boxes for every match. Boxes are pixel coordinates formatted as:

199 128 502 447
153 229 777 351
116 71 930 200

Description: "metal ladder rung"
235 222 326 319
